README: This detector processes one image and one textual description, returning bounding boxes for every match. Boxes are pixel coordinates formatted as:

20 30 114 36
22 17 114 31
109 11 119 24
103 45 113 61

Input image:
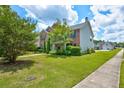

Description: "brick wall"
72 29 80 46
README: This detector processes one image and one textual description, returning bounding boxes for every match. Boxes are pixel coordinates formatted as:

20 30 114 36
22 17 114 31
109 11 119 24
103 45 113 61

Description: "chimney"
85 17 88 22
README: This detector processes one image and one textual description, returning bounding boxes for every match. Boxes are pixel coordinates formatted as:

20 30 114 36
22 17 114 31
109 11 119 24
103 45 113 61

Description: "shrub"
28 45 37 51
38 48 43 53
81 51 88 55
66 46 81 56
86 48 95 54
87 48 91 54
65 46 71 55
91 48 95 53
56 49 63 55
37 47 43 53
56 47 65 55
46 38 51 54
71 46 81 56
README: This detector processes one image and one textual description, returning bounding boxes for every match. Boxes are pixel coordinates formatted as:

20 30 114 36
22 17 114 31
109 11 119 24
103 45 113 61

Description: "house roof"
70 18 94 37
40 17 94 38
98 41 114 47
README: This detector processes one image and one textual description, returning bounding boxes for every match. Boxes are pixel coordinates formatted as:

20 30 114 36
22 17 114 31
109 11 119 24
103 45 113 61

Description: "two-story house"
36 17 94 52
70 17 94 52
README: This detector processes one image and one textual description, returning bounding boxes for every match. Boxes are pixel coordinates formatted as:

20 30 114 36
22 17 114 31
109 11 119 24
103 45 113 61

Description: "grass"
119 49 124 88
120 61 124 88
0 48 121 88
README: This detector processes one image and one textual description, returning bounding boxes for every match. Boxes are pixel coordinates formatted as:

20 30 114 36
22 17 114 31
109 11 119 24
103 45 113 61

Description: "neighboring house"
70 17 94 52
95 41 115 50
35 30 48 48
36 17 94 52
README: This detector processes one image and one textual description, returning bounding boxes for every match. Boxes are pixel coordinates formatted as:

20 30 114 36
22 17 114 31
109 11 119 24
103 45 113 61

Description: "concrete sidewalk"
73 49 123 88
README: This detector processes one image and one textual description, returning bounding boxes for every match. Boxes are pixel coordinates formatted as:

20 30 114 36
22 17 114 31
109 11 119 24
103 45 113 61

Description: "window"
73 31 76 38
71 31 76 38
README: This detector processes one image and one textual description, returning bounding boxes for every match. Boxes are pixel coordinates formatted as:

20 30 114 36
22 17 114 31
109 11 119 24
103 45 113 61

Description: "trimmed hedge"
66 46 81 56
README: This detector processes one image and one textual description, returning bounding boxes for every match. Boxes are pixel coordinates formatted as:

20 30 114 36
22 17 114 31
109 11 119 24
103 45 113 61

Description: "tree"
43 41 46 53
49 19 72 54
46 38 51 53
0 6 37 63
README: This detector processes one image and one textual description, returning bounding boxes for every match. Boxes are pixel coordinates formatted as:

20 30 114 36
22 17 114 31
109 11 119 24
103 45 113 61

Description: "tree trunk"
8 55 16 63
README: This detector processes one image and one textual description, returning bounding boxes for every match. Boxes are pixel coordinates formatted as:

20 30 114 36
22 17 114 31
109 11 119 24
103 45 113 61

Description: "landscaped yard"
0 49 121 88
119 51 124 88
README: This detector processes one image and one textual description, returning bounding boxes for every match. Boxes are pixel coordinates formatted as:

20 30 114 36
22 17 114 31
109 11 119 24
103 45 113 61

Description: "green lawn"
0 49 121 88
119 51 124 88
120 61 124 88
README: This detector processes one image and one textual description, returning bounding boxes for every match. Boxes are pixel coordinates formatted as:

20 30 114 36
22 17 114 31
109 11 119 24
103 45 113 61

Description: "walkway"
73 49 123 88
19 54 42 58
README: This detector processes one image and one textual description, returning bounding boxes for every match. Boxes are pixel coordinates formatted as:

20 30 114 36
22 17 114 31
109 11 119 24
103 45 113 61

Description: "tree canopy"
0 6 37 63
49 19 72 54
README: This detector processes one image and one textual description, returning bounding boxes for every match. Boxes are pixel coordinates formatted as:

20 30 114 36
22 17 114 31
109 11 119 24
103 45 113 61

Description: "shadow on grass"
0 60 35 73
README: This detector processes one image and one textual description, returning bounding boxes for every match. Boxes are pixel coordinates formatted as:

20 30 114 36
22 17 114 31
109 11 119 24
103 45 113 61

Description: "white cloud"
19 5 78 31
89 5 124 42
90 19 100 32
35 21 48 31
81 18 85 23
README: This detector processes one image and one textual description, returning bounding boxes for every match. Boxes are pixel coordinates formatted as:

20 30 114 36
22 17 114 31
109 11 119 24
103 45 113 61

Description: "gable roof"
70 18 94 37
98 41 114 47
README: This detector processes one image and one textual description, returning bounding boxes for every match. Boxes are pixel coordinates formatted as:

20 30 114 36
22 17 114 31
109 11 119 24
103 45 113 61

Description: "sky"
11 5 124 42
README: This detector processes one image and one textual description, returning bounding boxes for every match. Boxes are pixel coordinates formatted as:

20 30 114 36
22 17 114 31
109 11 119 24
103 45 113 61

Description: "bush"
56 48 65 55
65 46 71 55
66 46 81 56
71 46 81 56
46 38 51 54
28 45 37 51
81 51 88 55
87 48 91 54
86 48 95 54
91 48 95 53
37 47 43 53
